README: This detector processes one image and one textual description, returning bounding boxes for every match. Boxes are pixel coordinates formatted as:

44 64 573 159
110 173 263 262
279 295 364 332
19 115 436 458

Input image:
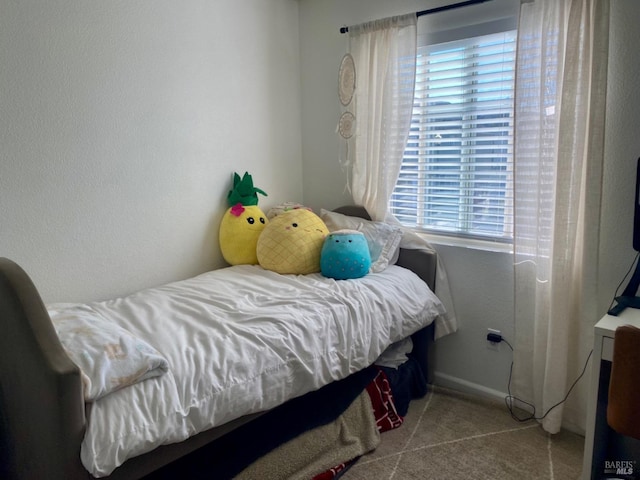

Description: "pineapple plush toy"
257 208 329 275
219 172 268 265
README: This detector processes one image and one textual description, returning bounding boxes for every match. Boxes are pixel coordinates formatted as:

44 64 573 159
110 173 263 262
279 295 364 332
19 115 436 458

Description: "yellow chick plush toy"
257 208 329 275
219 172 268 265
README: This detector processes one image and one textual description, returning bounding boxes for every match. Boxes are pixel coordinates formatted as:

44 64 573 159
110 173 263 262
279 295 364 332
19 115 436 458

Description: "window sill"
414 231 514 254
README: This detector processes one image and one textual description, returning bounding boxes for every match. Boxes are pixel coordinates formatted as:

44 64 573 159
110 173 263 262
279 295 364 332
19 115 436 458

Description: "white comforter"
49 265 446 477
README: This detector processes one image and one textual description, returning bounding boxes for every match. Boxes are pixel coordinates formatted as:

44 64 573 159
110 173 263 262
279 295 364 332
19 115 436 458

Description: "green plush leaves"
227 171 267 207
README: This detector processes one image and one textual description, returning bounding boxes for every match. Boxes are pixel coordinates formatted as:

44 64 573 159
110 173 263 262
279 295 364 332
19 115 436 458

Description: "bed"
0 206 448 479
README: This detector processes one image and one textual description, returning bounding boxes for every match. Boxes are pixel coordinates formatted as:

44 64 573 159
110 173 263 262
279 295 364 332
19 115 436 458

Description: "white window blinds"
390 30 516 242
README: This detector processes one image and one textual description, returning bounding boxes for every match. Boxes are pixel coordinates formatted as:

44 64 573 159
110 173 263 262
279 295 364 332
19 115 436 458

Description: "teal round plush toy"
320 229 371 280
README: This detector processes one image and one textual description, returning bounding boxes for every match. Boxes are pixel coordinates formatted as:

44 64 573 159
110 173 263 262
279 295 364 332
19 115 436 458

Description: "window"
390 30 516 242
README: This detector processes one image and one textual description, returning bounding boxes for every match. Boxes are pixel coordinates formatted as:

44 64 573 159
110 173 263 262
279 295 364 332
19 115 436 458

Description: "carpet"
341 386 585 480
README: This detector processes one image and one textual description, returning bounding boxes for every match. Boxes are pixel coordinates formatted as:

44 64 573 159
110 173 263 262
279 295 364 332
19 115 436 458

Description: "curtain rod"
339 0 493 34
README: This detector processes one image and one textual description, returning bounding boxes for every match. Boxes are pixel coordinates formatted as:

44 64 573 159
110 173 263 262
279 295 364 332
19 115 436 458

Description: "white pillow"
320 209 403 273
49 304 169 402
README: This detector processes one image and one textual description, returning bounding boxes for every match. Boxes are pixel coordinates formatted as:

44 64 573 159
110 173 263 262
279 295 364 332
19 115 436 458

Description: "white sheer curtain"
348 14 417 222
512 0 609 433
348 14 458 338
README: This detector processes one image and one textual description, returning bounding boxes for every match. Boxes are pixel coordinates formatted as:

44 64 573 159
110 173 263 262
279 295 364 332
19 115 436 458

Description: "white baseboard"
431 371 508 404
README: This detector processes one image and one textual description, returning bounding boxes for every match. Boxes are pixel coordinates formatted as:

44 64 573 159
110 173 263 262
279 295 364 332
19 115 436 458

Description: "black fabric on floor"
379 355 428 417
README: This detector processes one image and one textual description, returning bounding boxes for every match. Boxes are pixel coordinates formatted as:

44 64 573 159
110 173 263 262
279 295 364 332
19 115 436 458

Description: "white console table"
582 308 640 479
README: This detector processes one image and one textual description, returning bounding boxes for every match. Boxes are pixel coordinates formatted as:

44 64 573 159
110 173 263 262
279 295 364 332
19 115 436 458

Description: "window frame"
391 17 518 248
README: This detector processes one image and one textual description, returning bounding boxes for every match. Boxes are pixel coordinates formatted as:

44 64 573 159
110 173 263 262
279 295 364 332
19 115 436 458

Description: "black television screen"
608 157 640 314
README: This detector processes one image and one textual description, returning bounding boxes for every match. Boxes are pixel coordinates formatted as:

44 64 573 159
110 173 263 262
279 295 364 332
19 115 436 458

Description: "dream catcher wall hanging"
337 52 356 193
338 53 356 108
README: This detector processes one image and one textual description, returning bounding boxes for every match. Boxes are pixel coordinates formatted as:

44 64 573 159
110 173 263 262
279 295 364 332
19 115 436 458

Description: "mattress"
47 264 447 477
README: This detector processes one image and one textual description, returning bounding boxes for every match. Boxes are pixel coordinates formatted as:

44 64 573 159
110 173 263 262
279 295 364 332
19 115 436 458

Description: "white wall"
0 1 302 303
299 0 640 404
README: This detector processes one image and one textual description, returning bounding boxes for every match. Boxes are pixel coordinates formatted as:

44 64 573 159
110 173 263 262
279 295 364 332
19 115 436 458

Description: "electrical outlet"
487 328 502 340
487 328 502 351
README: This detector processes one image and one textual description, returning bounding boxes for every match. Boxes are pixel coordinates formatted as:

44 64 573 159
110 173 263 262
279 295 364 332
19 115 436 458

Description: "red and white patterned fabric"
366 368 404 433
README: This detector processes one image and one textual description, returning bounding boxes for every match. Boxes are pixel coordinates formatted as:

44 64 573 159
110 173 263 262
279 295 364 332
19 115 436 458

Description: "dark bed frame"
0 206 437 480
